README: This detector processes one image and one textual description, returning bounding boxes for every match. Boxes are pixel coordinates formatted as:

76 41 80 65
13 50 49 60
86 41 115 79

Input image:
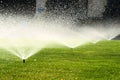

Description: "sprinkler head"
70 48 74 50
23 59 26 63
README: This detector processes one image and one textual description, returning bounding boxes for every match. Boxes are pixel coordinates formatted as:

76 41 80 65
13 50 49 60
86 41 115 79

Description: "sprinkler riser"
23 59 26 63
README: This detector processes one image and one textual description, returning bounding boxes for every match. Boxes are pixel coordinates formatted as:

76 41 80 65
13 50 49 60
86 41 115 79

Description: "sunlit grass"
0 40 120 80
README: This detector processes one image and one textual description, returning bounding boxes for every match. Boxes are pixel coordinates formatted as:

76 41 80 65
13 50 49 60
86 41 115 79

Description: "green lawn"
0 40 120 80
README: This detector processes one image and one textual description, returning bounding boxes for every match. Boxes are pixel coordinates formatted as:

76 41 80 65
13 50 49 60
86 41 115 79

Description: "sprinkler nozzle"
71 48 74 50
23 59 26 63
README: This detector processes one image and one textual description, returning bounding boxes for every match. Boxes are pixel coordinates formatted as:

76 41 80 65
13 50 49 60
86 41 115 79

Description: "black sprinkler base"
23 59 26 63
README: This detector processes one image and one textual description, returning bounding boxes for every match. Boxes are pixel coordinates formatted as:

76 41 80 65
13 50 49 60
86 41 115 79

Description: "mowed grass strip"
0 40 120 80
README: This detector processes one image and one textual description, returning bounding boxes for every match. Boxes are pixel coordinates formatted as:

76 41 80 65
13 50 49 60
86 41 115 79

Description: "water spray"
0 15 120 62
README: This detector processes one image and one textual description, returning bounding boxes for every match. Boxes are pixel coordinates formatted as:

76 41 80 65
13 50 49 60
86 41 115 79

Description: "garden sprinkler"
23 59 26 63
71 48 74 50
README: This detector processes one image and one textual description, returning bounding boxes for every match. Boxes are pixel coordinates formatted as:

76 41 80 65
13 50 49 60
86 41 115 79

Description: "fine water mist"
0 15 120 60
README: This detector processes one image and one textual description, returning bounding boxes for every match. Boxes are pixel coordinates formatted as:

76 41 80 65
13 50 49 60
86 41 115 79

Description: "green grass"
0 40 120 80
